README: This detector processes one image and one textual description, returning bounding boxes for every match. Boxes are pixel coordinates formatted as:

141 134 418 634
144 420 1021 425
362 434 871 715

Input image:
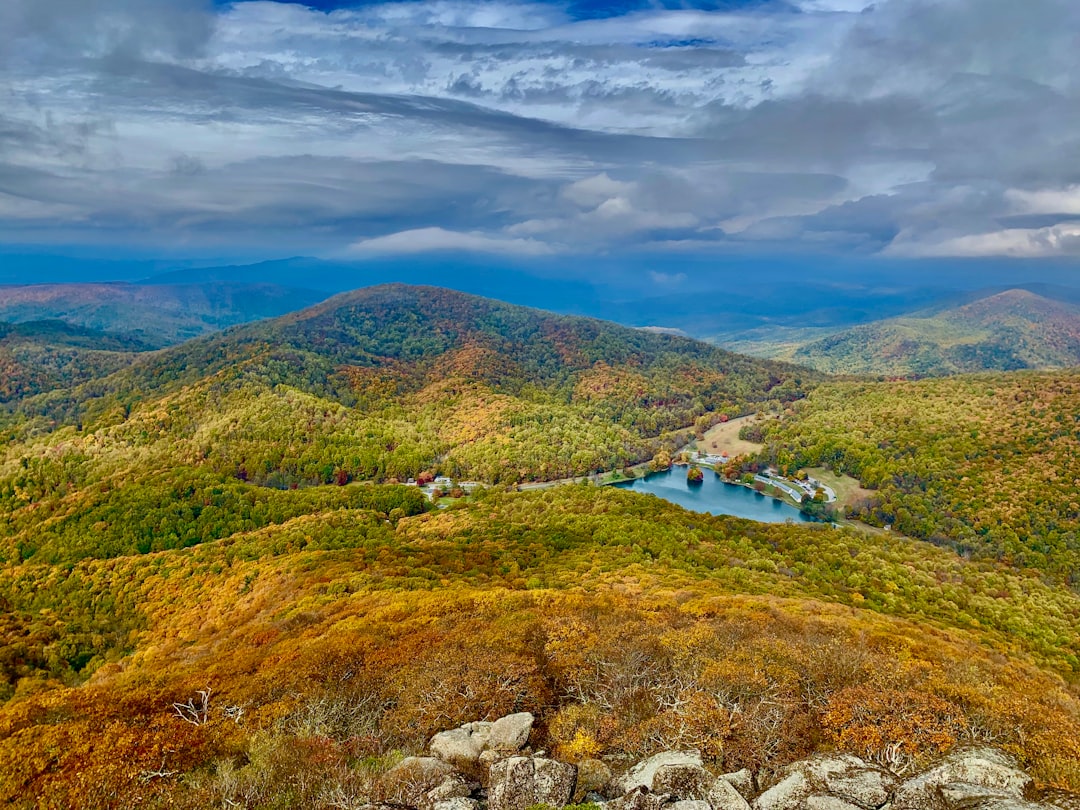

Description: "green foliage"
759 372 1080 584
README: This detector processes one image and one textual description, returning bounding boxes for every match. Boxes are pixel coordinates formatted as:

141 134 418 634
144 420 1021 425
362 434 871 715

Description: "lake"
612 466 815 524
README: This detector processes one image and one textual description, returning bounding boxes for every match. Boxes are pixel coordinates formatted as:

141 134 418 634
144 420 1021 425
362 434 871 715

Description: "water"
612 467 815 524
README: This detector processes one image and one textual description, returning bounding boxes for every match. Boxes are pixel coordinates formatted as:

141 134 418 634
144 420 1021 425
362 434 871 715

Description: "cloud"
648 270 687 286
888 224 1080 258
348 227 556 256
0 0 1078 261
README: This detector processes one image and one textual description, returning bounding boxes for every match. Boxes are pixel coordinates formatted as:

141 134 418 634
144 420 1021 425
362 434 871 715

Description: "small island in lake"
686 465 704 484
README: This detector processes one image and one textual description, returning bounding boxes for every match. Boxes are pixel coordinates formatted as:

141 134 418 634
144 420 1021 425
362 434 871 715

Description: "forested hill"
42 282 812 403
0 320 153 403
785 289 1080 376
0 281 327 348
0 286 815 570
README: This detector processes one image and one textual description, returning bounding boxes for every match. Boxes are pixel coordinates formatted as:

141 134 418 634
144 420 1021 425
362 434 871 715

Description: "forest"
756 372 1080 584
2 286 1080 808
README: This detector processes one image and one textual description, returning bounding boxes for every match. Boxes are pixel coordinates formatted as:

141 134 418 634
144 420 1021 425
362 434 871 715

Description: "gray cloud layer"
2 0 1079 259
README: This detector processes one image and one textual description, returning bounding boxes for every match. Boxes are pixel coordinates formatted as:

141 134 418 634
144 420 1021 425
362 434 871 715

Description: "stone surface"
653 764 715 801
429 722 494 768
803 798 863 810
489 713 535 752
721 770 756 802
754 755 895 810
609 786 676 810
433 800 479 810
576 758 614 801
709 777 752 810
615 752 705 796
488 756 577 810
425 776 473 804
754 770 811 810
674 801 712 810
893 749 1033 810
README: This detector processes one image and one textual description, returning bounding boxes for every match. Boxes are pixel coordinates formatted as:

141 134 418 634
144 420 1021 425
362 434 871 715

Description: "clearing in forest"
701 414 765 457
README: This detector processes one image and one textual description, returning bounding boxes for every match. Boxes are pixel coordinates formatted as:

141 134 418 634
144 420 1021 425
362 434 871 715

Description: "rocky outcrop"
488 757 577 810
753 754 896 810
489 713 535 752
892 748 1033 810
428 713 535 771
429 722 494 769
614 752 705 795
411 715 1073 810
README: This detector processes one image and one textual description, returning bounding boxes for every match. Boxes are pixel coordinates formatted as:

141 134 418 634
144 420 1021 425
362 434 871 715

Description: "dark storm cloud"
1 0 1079 258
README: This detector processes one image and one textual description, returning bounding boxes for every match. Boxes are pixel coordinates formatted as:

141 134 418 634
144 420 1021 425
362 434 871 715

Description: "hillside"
755 371 1080 584
3 285 813 498
0 282 327 348
5 287 1080 807
4 486 1080 807
0 320 153 403
723 289 1080 376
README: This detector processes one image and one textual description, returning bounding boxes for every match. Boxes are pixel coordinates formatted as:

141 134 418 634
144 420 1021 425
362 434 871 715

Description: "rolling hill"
4 285 1080 807
0 320 153 403
725 289 1080 376
0 282 328 348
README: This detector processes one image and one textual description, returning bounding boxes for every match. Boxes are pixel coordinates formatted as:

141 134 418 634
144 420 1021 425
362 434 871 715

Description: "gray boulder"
433 800 480 810
754 755 895 810
430 722 494 768
609 786 677 810
653 763 714 801
616 752 705 796
489 713 535 752
674 801 713 810
488 756 578 810
425 776 473 806
893 749 1032 810
803 799 863 810
721 771 756 802
709 778 752 810
576 758 614 801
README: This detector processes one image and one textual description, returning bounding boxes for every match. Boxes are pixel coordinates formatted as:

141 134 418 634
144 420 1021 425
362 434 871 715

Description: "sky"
2 0 1080 280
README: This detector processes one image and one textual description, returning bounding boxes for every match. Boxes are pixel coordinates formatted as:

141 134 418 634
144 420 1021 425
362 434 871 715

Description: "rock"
576 758 614 801
489 713 535 752
382 757 457 805
1039 789 1080 810
754 755 895 810
708 777 752 810
609 786 676 810
893 749 1032 810
430 722 494 768
433 800 479 810
674 801 713 810
939 782 1018 806
754 770 811 810
721 771 756 802
615 752 705 795
653 764 714 801
973 801 1054 810
803 799 863 810
488 756 577 810
425 776 473 805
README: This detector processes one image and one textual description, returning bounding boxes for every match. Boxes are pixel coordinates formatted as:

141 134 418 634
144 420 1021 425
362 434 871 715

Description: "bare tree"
173 688 212 726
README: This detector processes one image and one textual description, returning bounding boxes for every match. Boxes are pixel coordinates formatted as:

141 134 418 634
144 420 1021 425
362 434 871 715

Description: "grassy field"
702 414 766 456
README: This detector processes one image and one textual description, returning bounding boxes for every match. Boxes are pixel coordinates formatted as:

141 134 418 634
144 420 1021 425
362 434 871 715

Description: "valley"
1 284 1080 808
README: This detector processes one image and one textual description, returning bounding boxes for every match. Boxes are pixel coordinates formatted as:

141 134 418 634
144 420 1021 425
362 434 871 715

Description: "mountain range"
718 288 1080 376
1 284 1080 806
0 282 327 348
